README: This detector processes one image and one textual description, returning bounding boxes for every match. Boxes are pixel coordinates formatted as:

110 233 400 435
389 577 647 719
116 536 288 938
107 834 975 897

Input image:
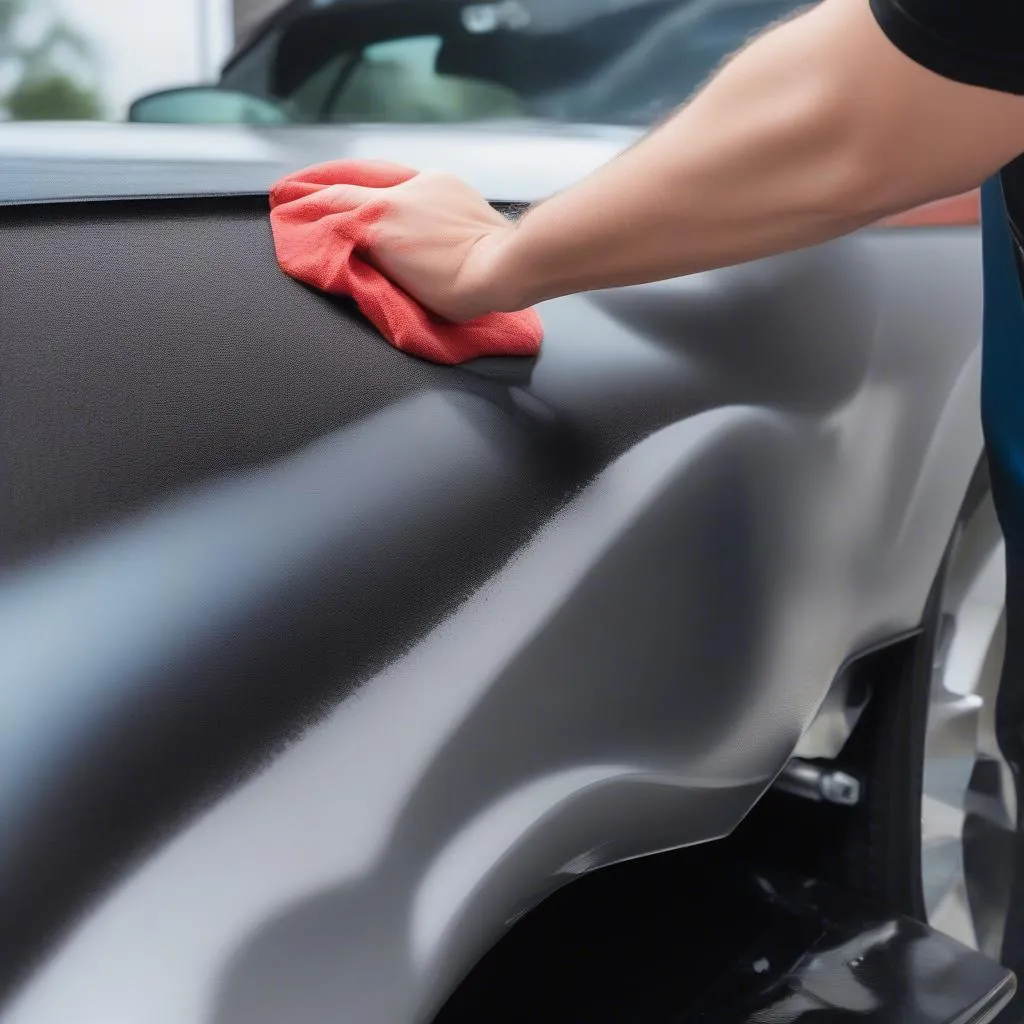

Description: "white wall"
56 0 234 118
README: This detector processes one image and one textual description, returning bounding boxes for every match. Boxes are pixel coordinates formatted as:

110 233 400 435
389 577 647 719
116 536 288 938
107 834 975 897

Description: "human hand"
321 165 521 323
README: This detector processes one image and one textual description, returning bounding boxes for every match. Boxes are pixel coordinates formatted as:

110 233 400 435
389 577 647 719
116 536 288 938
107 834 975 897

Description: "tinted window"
215 0 812 127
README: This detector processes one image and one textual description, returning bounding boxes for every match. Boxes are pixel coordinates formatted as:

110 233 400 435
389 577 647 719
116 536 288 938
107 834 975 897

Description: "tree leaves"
0 0 105 120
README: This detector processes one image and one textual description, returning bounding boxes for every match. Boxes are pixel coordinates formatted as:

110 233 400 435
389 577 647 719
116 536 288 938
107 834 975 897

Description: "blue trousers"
982 176 1024 1016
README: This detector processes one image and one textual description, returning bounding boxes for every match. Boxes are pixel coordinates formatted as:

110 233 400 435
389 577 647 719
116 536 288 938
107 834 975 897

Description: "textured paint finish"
0 134 987 1024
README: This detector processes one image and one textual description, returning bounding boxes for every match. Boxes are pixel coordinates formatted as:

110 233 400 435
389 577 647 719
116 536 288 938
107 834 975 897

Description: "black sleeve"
869 0 1024 95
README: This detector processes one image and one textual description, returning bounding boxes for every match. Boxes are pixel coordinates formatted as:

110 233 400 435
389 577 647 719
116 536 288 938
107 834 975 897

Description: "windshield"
212 0 811 127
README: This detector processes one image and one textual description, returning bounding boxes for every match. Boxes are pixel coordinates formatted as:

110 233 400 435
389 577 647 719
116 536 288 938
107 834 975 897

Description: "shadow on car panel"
433 835 1014 1024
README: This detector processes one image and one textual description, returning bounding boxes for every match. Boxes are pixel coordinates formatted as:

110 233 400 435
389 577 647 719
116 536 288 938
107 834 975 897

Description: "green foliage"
7 73 103 120
0 0 105 120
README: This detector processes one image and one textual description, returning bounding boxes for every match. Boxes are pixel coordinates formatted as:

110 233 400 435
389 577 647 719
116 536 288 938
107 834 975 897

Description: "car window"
320 36 526 123
525 0 809 124
212 0 812 128
0 0 816 127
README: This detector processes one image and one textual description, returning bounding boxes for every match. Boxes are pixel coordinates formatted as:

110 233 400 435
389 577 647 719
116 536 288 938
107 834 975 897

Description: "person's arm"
334 0 1024 322
490 0 1024 308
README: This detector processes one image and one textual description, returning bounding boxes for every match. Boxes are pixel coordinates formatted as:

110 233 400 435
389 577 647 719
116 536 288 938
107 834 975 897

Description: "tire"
750 458 1014 944
920 461 1015 958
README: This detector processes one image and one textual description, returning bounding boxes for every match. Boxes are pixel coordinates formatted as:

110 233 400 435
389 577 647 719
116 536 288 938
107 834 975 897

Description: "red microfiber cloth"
269 159 543 366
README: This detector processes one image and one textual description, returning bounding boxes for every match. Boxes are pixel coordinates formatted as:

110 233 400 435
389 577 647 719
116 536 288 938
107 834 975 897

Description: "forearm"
350 0 1024 323
488 0 1024 309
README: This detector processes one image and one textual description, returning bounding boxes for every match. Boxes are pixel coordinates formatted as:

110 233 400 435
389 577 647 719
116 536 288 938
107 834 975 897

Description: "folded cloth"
269 159 543 366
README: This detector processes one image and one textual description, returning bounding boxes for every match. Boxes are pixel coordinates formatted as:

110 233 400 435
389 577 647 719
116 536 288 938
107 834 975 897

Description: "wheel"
763 458 1018 957
923 475 1017 959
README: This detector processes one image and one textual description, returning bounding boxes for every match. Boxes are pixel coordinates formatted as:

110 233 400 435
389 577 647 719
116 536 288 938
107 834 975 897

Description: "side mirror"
128 87 290 125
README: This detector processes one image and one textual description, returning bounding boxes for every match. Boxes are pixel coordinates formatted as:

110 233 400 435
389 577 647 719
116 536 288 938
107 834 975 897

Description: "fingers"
335 159 419 188
269 159 418 210
272 183 382 223
268 178 321 208
277 158 417 190
321 182 381 211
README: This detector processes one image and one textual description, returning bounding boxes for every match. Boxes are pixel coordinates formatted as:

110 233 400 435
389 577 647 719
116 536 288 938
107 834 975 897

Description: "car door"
0 144 997 1022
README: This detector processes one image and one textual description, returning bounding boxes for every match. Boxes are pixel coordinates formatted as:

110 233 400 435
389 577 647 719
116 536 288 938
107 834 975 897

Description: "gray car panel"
0 121 640 206
0 126 986 1022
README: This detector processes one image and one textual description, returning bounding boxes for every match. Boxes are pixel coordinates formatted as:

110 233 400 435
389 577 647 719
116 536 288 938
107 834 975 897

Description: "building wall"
55 0 235 117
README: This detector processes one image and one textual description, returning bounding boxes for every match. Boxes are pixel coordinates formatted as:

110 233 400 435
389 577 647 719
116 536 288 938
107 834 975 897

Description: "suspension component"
776 759 861 806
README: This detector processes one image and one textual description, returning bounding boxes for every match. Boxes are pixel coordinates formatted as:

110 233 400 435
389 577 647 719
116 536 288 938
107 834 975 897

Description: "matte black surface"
0 195 520 561
0 195 600 994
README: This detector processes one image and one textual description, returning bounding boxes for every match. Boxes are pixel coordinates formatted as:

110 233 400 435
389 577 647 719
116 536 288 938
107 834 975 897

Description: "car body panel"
0 125 987 1023
0 121 638 205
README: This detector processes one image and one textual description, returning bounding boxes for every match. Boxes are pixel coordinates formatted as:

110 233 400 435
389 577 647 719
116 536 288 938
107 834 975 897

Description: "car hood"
0 120 640 205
